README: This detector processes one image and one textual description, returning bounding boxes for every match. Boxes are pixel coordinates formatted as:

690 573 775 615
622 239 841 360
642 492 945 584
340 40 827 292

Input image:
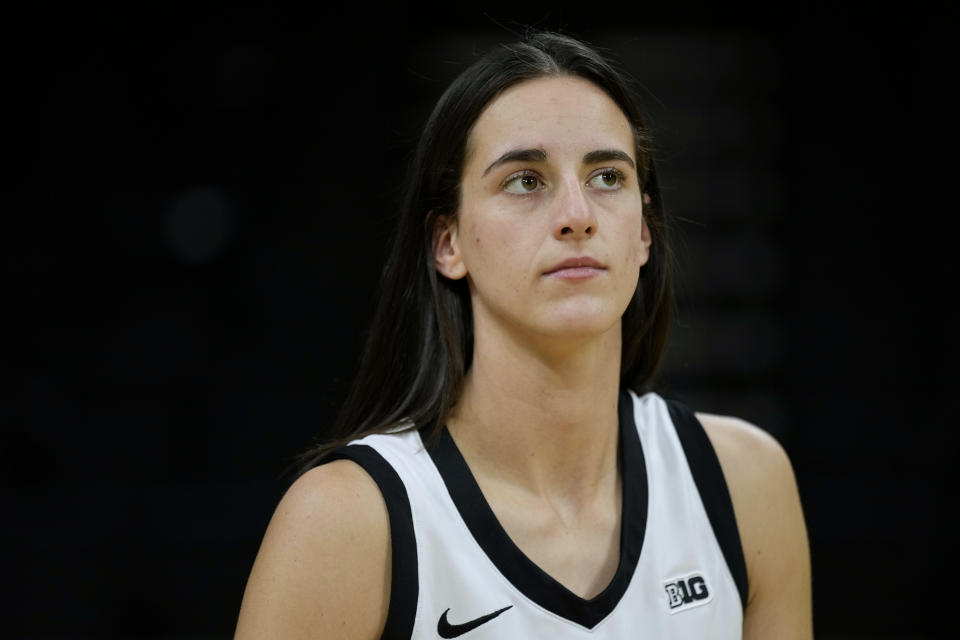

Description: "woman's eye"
588 170 624 190
504 173 543 194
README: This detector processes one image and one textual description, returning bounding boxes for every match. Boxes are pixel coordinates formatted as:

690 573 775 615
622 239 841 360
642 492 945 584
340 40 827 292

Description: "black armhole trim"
325 445 418 640
665 399 749 611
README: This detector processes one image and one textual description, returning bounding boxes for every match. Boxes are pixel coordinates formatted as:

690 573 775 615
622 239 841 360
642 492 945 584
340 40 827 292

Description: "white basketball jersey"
329 390 748 638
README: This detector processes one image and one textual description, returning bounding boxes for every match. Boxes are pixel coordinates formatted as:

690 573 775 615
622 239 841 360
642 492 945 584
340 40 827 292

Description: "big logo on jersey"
663 572 712 613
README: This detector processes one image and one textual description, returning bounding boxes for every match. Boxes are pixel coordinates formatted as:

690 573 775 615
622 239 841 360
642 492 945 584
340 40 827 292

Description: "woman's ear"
639 193 653 266
433 214 468 280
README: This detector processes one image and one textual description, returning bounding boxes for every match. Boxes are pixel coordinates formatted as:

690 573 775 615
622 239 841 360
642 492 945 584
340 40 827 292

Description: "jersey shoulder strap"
664 398 749 610
324 444 419 640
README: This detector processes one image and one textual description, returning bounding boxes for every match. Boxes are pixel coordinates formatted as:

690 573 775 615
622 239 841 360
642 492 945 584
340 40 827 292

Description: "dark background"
9 5 955 638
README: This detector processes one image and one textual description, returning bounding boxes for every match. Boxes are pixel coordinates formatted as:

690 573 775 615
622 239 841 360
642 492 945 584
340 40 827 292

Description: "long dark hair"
298 31 675 472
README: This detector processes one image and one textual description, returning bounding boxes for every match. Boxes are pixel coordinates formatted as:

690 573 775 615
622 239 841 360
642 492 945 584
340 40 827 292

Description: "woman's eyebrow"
583 149 635 168
482 148 635 178
483 148 547 177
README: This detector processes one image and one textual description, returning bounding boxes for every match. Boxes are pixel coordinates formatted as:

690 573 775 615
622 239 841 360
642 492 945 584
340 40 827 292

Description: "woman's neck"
446 320 623 506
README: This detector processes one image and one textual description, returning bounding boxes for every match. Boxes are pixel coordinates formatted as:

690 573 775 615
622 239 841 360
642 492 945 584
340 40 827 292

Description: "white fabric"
352 390 743 638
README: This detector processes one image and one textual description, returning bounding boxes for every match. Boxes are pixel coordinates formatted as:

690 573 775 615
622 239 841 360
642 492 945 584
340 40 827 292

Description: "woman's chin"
535 309 623 343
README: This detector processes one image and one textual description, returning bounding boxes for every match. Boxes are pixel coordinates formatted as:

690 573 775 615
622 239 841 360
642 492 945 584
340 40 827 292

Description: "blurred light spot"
164 188 233 264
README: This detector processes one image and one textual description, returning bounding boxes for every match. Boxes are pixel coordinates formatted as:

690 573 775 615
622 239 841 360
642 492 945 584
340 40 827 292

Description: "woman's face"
434 75 650 349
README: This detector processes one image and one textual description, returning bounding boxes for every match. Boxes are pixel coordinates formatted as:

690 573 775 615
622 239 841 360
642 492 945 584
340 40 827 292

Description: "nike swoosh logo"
437 605 513 638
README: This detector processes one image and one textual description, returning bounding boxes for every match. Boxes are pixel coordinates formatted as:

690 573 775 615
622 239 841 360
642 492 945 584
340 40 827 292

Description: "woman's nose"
553 178 598 240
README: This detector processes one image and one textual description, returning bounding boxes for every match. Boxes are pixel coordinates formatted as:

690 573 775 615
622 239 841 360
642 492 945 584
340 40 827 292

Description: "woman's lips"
543 257 606 280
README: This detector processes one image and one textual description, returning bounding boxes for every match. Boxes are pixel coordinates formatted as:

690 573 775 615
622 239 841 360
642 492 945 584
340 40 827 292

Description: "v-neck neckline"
423 389 649 629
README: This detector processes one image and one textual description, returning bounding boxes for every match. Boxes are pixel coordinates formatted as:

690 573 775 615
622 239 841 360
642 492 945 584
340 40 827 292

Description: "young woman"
235 32 812 639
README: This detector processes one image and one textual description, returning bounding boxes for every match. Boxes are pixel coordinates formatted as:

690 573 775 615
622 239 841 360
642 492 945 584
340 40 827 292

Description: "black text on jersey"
664 572 712 613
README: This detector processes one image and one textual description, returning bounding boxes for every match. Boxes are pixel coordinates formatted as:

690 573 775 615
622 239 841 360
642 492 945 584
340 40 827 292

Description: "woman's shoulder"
273 459 392 553
693 412 801 533
694 412 789 475
284 459 392 534
235 460 391 639
694 411 799 551
694 412 813 638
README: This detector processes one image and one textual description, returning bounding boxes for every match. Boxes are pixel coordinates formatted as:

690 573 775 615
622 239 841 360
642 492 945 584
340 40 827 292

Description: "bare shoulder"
696 412 813 640
695 412 791 486
235 460 391 640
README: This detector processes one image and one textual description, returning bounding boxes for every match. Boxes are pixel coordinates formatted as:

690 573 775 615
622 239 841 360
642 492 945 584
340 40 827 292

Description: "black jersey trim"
326 445 418 640
665 399 750 611
424 389 648 629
